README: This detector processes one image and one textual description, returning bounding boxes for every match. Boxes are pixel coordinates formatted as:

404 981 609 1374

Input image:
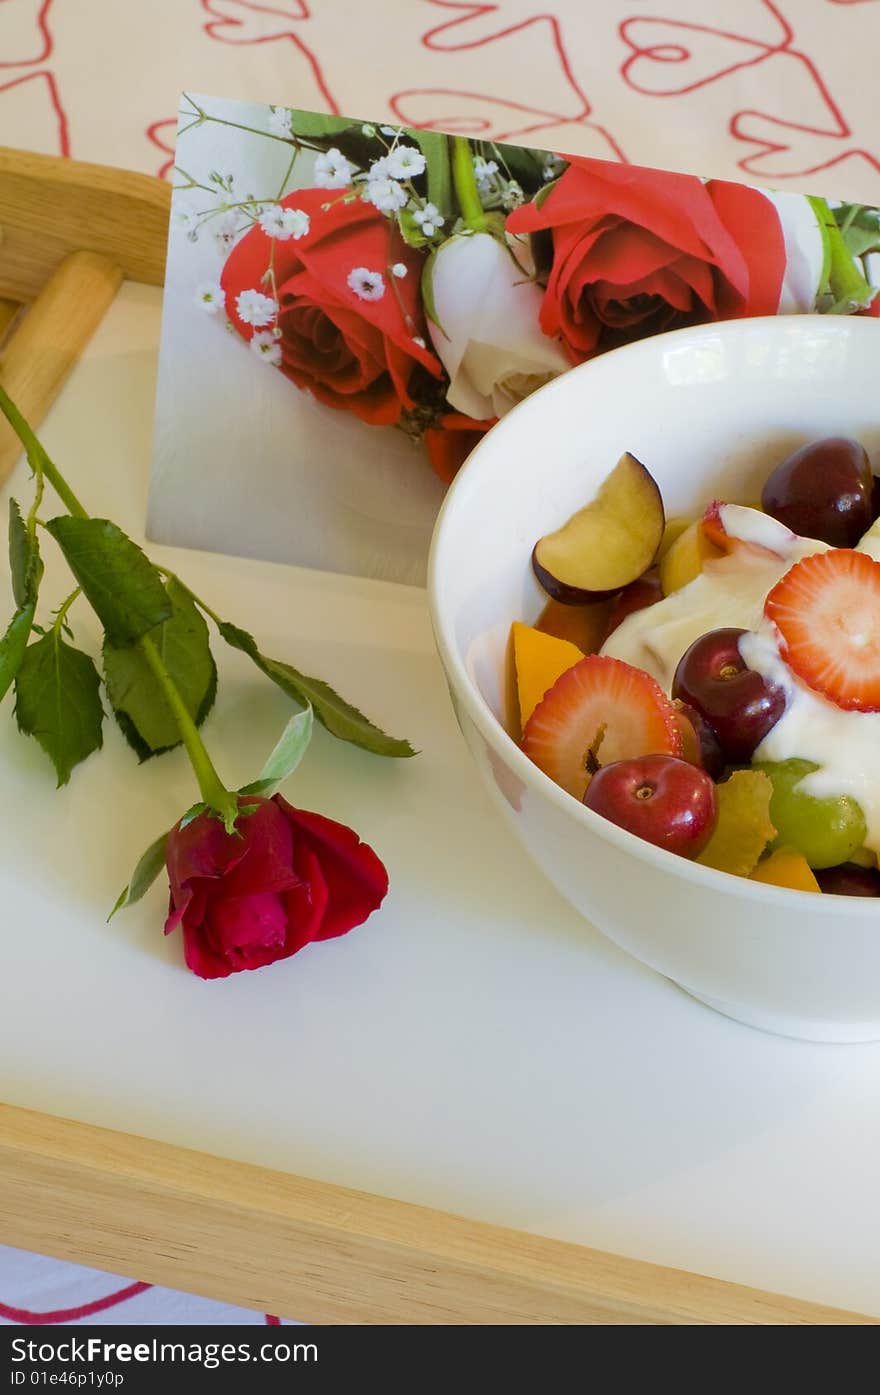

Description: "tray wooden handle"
0 1102 870 1325
0 145 170 484
0 251 123 485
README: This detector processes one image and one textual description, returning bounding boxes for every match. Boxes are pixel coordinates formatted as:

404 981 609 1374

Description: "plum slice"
532 452 665 604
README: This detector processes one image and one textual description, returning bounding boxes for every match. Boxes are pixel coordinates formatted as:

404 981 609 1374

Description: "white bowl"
428 315 880 1044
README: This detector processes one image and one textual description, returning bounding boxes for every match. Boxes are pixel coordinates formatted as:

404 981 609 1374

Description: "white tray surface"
2 285 880 1317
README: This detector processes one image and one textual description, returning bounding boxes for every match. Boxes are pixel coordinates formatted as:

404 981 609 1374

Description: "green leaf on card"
9 500 42 608
0 603 35 703
290 111 355 141
14 629 104 785
46 516 171 648
490 139 547 196
239 705 314 797
399 206 430 250
216 620 415 758
109 828 169 920
103 577 217 760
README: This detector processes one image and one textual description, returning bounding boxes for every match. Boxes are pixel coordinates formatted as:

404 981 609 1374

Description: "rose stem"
139 635 239 831
0 384 240 832
451 136 487 233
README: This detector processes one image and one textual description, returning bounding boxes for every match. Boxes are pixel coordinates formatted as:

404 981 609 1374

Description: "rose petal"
706 179 787 317
282 843 330 953
274 797 389 940
213 798 299 899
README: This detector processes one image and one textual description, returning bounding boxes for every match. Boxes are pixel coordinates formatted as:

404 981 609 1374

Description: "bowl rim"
427 313 880 915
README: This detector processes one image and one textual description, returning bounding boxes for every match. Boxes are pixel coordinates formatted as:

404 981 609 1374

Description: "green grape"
753 758 867 870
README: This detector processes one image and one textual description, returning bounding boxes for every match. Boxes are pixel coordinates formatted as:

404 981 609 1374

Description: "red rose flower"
424 411 497 484
164 795 388 979
221 189 441 425
507 158 786 360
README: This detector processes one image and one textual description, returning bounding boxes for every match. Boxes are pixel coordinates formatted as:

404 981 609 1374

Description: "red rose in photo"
507 158 786 360
222 189 441 425
424 411 497 484
164 795 388 979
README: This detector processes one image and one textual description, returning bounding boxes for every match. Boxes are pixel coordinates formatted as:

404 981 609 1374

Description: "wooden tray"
0 145 870 1326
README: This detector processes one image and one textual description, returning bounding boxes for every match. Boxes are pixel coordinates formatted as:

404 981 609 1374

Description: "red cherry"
672 627 784 764
816 864 880 897
761 437 873 548
673 700 726 781
583 754 717 859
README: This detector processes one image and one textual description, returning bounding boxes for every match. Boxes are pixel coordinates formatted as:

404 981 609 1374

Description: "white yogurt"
602 506 827 691
739 623 880 851
602 505 880 853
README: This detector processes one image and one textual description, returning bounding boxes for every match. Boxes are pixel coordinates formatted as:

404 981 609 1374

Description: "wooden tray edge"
0 1102 869 1325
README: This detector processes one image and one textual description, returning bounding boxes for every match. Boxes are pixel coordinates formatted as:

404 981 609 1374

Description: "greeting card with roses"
148 92 880 587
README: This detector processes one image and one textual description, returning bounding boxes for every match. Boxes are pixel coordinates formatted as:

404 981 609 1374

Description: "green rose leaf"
217 619 415 758
491 139 547 196
15 629 103 785
399 207 430 250
0 603 35 703
9 500 42 608
239 705 314 798
290 111 355 140
103 576 217 760
109 827 169 920
46 516 171 648
834 205 880 260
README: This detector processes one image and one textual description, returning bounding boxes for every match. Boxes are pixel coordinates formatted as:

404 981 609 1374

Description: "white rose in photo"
761 190 827 313
426 232 570 419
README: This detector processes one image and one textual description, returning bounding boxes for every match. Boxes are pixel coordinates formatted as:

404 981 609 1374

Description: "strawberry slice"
521 654 682 800
702 500 793 559
765 549 880 712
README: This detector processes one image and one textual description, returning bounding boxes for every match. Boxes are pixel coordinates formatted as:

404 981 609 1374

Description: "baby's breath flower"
175 205 199 235
386 145 427 179
391 262 408 279
258 204 311 240
473 156 499 189
413 202 445 238
502 181 524 210
213 210 241 255
361 123 377 138
195 281 224 313
347 267 386 302
313 147 353 189
268 106 293 139
235 289 277 327
380 125 399 137
249 330 282 366
365 177 408 213
367 154 391 181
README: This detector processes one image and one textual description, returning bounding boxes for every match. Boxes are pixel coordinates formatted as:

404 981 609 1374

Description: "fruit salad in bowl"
428 315 880 1042
516 439 880 896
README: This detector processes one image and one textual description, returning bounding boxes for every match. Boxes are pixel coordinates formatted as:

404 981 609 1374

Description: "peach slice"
751 847 821 893
658 520 724 595
511 622 583 732
532 452 665 604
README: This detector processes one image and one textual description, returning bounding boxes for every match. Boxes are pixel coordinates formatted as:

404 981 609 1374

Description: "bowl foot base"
677 985 880 1044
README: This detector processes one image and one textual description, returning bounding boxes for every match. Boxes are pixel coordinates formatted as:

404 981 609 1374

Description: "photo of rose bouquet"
149 94 880 583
